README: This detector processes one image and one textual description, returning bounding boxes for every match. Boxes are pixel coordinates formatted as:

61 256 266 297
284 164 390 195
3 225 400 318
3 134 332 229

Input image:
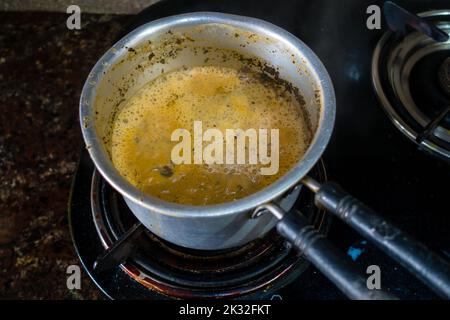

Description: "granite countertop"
0 12 129 299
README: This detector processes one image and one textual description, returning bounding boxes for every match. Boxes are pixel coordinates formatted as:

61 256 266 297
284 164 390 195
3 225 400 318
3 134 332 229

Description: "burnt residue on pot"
93 25 317 155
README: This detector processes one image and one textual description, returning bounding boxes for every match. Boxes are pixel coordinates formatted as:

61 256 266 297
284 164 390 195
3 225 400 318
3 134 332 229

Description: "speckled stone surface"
0 12 129 299
1 0 159 14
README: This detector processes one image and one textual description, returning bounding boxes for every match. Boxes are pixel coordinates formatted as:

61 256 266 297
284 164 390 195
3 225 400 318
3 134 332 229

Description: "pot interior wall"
91 21 323 157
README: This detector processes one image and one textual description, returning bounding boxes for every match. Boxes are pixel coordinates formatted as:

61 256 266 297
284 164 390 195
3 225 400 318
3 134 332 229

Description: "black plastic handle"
275 212 397 300
254 204 396 299
314 181 450 299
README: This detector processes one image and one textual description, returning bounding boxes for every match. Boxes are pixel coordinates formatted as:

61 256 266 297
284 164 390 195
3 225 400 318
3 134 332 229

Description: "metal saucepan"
80 12 335 250
80 12 450 299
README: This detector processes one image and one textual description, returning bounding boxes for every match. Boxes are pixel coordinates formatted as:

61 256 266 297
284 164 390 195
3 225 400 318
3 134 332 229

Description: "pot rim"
80 12 336 218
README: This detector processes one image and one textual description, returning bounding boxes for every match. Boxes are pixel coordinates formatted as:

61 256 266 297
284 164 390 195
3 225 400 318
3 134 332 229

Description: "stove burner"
372 10 450 161
438 57 450 96
70 151 329 299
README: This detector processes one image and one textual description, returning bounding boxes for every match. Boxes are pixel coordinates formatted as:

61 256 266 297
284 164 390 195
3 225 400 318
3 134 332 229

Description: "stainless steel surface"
416 106 450 143
372 10 450 159
80 12 336 250
253 203 285 220
301 176 321 193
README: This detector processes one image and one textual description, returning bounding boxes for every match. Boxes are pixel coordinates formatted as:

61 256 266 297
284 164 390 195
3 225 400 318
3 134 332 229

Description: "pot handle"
301 176 450 299
253 203 396 300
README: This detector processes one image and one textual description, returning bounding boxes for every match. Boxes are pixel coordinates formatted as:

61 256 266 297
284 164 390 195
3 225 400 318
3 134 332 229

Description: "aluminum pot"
79 12 335 250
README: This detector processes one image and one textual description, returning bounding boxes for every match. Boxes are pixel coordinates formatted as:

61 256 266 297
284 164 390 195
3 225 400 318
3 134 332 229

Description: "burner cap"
372 10 450 160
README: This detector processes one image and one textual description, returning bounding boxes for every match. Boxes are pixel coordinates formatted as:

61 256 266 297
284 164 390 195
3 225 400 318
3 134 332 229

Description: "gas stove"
70 0 450 300
70 151 329 299
372 8 450 160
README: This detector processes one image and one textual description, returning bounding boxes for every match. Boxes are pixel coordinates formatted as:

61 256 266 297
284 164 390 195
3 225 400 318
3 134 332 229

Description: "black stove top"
70 151 331 299
70 0 450 300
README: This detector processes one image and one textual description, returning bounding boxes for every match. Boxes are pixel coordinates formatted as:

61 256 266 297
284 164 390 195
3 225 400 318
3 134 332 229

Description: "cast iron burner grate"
69 150 330 299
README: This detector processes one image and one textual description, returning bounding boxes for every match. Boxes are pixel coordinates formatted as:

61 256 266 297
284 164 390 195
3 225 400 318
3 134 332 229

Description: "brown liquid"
111 66 311 205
